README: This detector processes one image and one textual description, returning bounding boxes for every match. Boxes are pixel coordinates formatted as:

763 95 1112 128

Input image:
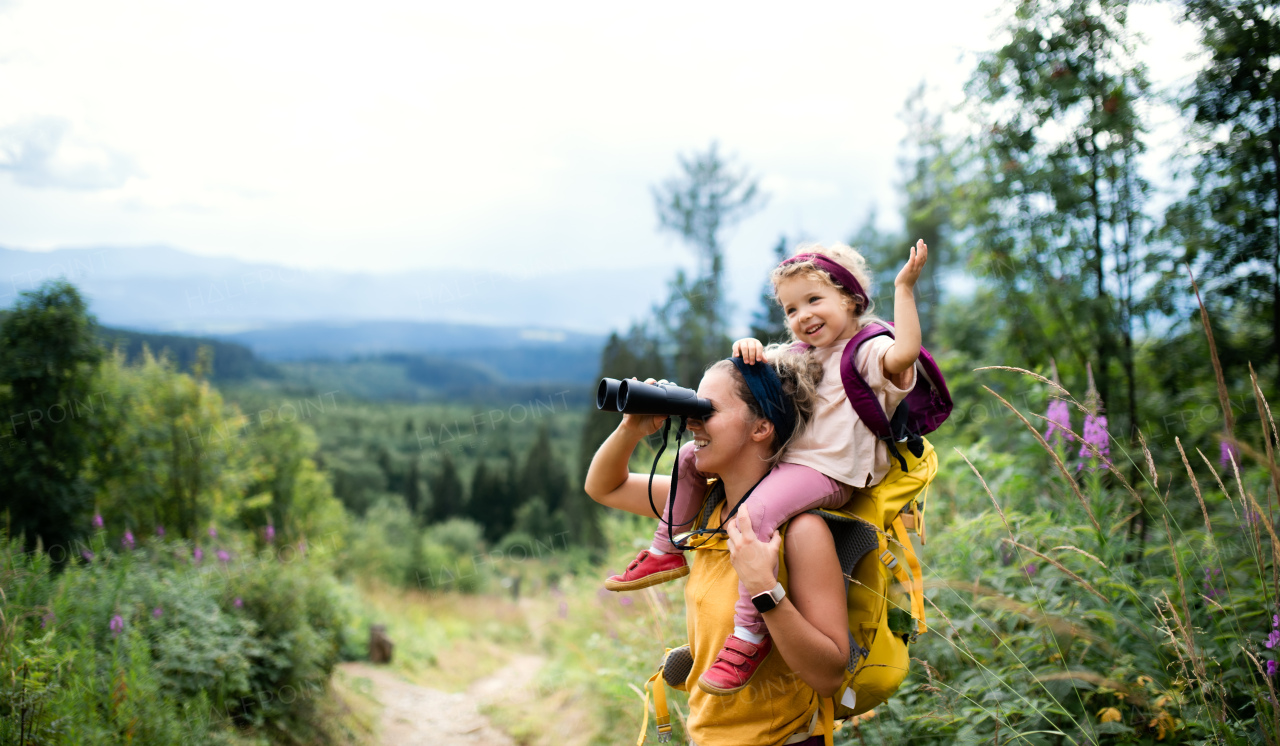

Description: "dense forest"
3 0 1280 744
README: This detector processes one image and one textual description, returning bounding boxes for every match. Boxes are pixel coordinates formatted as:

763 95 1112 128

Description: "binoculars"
596 377 714 419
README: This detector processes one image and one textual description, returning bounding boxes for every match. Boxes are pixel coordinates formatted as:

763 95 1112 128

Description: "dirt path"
339 655 545 746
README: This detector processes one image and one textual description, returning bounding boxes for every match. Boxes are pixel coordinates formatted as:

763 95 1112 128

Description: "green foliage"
652 141 767 386
520 424 570 514
0 281 104 554
962 0 1152 438
417 518 486 594
343 496 418 588
0 528 351 745
97 327 278 382
428 452 465 523
750 237 791 344
1159 0 1280 388
835 367 1279 745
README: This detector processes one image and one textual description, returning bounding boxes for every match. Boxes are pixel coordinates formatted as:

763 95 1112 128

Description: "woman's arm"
583 413 672 518
726 511 848 697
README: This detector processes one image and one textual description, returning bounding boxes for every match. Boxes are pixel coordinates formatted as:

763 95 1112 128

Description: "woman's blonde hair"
768 242 883 342
707 346 821 468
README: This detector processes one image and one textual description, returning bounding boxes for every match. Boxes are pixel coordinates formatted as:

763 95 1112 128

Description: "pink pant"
652 442 850 635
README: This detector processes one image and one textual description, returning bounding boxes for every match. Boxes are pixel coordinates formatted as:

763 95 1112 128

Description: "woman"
585 357 848 746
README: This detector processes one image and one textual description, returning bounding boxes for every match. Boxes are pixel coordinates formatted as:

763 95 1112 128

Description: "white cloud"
0 117 137 190
0 0 1204 328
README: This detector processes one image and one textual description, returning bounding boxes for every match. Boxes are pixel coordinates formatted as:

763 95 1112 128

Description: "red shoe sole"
603 564 690 591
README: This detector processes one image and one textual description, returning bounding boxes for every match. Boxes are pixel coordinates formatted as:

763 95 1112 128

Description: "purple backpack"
801 321 952 471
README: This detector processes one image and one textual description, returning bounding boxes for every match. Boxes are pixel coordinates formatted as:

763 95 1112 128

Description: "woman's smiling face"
687 367 766 475
775 275 857 348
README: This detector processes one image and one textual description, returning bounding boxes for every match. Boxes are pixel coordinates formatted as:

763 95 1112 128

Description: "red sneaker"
604 550 689 591
697 634 774 695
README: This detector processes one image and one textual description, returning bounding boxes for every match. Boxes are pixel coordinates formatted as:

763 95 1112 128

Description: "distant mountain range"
0 245 639 399
0 244 669 335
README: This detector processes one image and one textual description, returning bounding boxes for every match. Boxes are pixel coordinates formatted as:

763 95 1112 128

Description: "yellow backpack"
636 439 938 746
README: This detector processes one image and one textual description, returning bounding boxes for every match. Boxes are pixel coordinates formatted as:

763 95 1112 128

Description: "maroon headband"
779 252 868 306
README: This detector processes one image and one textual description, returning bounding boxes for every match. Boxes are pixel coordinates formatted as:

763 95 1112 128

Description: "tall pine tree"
0 281 104 555
964 0 1151 439
1162 0 1280 391
652 142 767 386
428 451 464 523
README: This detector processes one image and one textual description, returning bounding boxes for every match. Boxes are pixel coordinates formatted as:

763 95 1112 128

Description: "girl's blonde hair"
707 346 821 468
768 242 883 342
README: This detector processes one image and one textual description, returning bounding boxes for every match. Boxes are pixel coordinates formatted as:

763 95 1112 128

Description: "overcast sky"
0 0 1202 325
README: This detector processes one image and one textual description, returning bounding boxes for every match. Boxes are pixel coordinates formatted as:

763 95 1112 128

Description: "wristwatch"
751 583 786 613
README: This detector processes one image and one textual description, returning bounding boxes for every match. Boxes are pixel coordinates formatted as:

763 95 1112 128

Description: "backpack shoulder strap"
839 322 896 441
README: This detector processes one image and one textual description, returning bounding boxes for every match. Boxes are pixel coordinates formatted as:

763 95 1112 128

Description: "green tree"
750 237 791 344
520 424 569 515
0 281 103 554
428 451 464 523
896 84 960 338
1161 0 1280 391
404 457 426 522
89 349 254 540
652 142 767 385
963 0 1151 439
467 459 516 542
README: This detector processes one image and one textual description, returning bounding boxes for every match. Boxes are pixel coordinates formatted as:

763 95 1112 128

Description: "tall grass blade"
981 385 1101 532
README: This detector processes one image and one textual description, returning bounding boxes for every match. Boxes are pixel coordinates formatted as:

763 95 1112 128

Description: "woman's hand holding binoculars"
619 378 669 438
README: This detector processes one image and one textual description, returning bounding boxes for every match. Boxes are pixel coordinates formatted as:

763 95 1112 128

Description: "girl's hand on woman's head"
732 338 767 365
894 239 929 290
725 508 781 596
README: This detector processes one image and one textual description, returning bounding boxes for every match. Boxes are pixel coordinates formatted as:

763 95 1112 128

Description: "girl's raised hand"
894 239 929 290
732 338 767 365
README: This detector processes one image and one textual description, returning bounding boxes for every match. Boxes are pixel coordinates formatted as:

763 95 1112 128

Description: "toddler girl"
604 240 929 696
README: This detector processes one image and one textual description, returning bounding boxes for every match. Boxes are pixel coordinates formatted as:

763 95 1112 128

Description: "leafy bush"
417 518 486 594
342 496 417 587
837 371 1280 745
0 526 352 746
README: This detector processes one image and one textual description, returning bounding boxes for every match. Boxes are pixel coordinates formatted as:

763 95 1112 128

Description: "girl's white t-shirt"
784 335 916 489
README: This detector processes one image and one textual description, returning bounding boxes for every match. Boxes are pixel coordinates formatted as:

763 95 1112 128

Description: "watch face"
751 585 782 614
751 594 776 614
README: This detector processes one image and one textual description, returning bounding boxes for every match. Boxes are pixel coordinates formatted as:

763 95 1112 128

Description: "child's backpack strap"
838 323 912 471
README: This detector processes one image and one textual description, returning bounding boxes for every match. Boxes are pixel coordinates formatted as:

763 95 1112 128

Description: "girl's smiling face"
775 275 858 348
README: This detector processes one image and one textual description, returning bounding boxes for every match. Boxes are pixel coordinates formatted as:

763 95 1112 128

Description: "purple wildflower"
193 546 203 563
1078 413 1110 466
92 514 104 530
233 597 243 608
1269 660 1278 678
1202 568 1225 599
208 525 217 538
216 549 230 563
1220 440 1239 468
265 524 275 543
1270 615 1280 650
152 607 163 619
122 530 135 550
1024 564 1039 577
1045 399 1074 443
619 596 634 607
41 611 55 628
155 525 165 538
81 550 94 561
109 614 124 637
